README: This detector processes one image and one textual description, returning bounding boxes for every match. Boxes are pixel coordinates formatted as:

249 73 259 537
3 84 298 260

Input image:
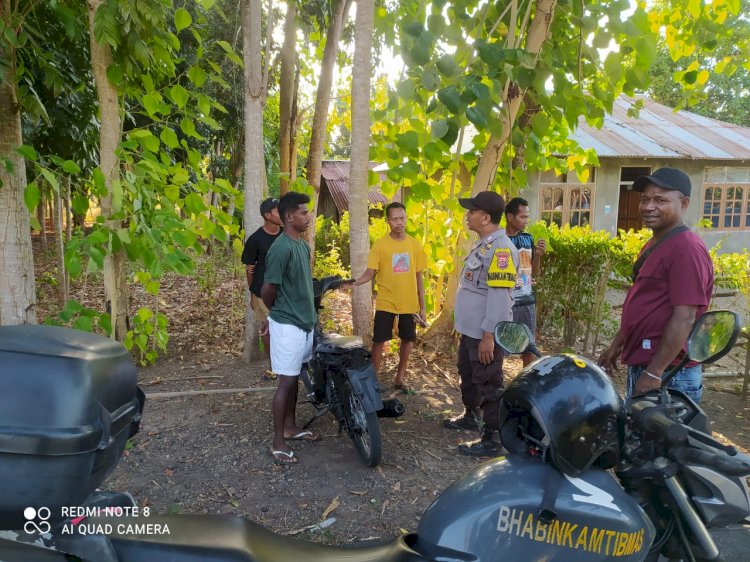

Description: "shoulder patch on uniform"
487 247 517 288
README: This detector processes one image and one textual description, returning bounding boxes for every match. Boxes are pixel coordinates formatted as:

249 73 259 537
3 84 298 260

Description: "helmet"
499 354 623 476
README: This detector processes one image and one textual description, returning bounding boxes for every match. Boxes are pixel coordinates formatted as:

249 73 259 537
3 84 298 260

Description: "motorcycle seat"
315 334 365 354
104 514 427 562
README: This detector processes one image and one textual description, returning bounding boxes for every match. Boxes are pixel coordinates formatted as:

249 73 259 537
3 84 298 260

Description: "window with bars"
702 167 750 230
539 169 596 227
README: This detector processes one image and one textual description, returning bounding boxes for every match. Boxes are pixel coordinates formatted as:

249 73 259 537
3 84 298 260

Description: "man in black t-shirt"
241 198 282 360
505 197 546 366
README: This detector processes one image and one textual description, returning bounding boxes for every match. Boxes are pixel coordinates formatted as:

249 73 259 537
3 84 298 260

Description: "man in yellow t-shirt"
352 202 427 391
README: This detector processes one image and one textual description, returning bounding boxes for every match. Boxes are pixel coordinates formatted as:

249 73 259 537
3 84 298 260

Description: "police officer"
443 191 519 457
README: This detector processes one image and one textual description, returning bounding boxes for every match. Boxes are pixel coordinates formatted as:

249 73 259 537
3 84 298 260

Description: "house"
521 96 750 253
317 160 401 222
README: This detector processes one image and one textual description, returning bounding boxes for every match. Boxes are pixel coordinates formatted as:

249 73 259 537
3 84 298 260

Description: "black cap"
459 191 506 215
633 168 691 197
260 197 279 217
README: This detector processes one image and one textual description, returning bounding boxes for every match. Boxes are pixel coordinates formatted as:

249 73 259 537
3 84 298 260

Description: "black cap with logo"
633 168 692 197
458 191 506 215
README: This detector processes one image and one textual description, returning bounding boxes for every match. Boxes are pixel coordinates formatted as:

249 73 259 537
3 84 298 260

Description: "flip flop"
394 384 416 395
271 450 298 465
285 430 321 442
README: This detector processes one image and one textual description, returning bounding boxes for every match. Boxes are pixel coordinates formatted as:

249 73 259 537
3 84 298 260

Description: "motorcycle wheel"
342 381 383 467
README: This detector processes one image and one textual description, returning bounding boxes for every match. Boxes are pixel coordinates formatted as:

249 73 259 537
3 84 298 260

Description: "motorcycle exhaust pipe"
377 399 406 418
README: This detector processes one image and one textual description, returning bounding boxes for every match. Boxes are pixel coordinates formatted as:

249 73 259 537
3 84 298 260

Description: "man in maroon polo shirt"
598 168 713 402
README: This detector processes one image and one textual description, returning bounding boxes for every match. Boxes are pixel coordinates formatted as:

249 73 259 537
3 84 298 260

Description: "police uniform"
454 229 519 437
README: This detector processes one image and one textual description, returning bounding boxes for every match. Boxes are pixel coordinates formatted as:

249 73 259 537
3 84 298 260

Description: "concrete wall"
522 158 750 254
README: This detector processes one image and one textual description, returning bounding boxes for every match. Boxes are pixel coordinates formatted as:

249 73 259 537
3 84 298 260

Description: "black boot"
458 430 506 457
442 410 479 430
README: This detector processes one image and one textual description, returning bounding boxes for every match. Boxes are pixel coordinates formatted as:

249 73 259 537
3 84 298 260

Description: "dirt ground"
105 329 750 545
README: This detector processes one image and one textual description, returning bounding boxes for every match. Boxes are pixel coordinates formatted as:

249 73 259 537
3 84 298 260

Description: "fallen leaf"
393 482 401 492
165 468 174 477
322 496 340 519
381 499 390 515
350 491 367 496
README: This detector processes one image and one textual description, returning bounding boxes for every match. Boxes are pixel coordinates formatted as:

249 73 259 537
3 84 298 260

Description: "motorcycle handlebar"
672 447 750 477
631 401 689 445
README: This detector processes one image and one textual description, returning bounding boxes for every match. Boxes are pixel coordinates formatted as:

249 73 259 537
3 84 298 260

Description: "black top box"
0 325 143 529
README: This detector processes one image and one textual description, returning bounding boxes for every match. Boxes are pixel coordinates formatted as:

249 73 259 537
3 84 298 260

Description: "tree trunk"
64 178 72 241
38 188 48 253
349 0 373 340
88 0 129 340
0 0 37 325
303 0 353 246
242 0 269 362
428 0 557 337
53 180 68 308
278 0 296 195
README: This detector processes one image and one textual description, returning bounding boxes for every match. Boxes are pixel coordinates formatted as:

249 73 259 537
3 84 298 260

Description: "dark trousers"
457 334 504 433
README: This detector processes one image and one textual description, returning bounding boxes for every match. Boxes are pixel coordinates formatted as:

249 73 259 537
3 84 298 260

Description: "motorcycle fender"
346 363 384 413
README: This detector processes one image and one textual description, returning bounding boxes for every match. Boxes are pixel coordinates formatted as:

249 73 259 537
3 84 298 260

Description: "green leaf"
431 119 449 139
403 22 424 37
117 229 131 244
199 0 216 8
439 119 459 147
106 64 124 87
62 160 81 174
165 184 180 201
184 192 206 215
93 168 107 196
397 79 416 100
682 70 698 85
603 52 623 85
40 168 59 192
24 183 41 211
410 181 432 199
188 66 207 88
170 84 189 108
436 54 459 77
73 316 93 332
72 194 89 215
437 86 464 114
396 131 420 157
180 118 202 139
174 7 192 32
16 145 37 161
531 113 549 137
142 92 163 116
160 127 180 149
421 69 439 91
424 141 444 161
29 216 41 230
216 40 243 66
466 105 488 129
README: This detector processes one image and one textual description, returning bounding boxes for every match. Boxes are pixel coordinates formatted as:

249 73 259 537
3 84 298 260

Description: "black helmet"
498 354 623 476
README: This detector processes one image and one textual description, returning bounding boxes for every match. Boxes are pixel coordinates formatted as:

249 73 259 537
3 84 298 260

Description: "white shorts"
268 317 314 376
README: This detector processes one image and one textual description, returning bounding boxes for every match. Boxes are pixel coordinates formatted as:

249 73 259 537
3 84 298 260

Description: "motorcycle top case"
415 455 655 562
0 325 144 529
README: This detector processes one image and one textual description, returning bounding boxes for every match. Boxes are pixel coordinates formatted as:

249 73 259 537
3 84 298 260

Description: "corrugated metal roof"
320 160 399 212
571 96 750 160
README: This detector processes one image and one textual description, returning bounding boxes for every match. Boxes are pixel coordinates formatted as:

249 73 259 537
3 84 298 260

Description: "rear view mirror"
686 310 740 364
494 322 533 355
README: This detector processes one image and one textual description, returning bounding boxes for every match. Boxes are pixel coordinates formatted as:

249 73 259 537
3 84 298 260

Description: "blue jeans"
627 364 703 403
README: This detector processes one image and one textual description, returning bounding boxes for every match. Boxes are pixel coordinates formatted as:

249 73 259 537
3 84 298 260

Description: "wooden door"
617 187 641 231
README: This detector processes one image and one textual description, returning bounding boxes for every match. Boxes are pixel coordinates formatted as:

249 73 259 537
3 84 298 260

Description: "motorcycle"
0 310 748 561
299 275 405 467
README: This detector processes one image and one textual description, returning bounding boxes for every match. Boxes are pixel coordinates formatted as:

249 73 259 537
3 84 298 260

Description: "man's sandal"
285 430 320 442
271 450 298 465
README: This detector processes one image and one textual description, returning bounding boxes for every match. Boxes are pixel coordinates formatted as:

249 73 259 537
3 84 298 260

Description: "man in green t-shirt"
261 192 317 465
